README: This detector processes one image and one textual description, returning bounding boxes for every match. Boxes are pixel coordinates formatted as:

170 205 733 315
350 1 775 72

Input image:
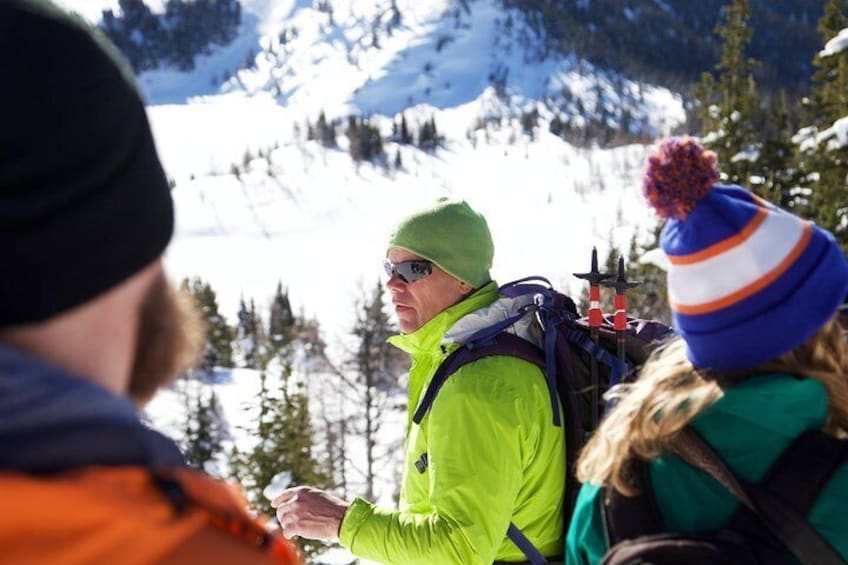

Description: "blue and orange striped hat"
643 137 848 371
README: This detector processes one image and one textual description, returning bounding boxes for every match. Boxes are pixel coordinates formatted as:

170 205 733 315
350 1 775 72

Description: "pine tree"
236 297 264 369
184 277 234 372
622 230 671 324
315 111 337 148
182 380 228 474
693 0 762 190
400 113 412 145
346 117 384 162
294 310 326 360
100 0 241 73
418 120 432 150
758 91 803 209
520 107 539 138
809 0 848 126
317 391 348 498
347 281 405 500
236 340 328 556
268 281 295 354
430 116 441 147
235 366 280 514
801 0 848 249
417 116 441 151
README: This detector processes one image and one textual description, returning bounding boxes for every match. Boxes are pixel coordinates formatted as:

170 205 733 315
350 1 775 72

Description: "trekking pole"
602 256 641 374
574 247 612 430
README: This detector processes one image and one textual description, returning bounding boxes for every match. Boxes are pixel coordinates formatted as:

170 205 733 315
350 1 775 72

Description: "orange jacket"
0 466 300 565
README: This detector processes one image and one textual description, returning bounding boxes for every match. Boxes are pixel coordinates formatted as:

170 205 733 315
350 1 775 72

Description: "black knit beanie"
0 0 174 327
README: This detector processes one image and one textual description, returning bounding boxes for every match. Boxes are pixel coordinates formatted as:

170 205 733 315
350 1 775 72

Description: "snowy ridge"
94 0 690 349
215 0 683 138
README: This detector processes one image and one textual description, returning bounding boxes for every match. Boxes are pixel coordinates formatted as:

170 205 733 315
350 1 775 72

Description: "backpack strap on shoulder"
411 332 544 425
755 429 848 514
506 522 549 565
602 458 665 546
670 428 847 565
726 429 848 562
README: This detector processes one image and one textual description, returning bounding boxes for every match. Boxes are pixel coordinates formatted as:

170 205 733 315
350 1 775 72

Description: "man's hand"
272 486 351 540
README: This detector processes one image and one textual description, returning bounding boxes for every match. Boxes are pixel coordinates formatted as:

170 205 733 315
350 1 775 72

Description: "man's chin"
128 274 205 404
397 317 419 334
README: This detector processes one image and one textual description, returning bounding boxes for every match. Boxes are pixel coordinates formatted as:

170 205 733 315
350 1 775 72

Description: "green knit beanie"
388 198 494 288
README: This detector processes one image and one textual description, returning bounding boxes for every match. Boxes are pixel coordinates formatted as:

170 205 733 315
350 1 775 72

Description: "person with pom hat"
273 198 567 564
565 137 848 563
0 2 300 563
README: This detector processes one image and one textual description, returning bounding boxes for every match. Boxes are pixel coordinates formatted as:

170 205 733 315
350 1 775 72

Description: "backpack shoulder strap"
602 458 665 546
412 333 544 425
671 428 847 565
410 331 557 564
756 429 848 514
727 429 848 561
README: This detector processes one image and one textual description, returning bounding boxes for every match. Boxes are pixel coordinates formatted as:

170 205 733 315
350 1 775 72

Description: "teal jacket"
566 373 848 564
340 282 566 564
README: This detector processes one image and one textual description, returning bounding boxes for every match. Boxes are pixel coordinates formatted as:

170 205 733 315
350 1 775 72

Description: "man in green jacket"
274 198 565 564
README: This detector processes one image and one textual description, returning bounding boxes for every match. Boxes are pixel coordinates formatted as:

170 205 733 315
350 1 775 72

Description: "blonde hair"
577 317 848 495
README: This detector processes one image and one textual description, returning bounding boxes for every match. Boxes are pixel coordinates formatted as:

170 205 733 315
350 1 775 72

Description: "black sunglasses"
384 259 433 283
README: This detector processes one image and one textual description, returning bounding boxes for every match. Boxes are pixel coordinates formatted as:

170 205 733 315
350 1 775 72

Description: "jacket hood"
388 282 541 357
443 293 541 347
0 345 184 472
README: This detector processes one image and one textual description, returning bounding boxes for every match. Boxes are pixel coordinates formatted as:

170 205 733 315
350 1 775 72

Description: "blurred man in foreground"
0 1 299 562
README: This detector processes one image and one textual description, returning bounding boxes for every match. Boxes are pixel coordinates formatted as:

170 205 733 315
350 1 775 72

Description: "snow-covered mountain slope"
52 0 688 438
107 0 685 347
161 124 657 350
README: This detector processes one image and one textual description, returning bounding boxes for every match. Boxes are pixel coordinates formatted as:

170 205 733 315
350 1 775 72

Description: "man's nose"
386 273 406 290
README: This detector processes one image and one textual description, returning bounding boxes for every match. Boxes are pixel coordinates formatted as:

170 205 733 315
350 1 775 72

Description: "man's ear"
458 281 474 296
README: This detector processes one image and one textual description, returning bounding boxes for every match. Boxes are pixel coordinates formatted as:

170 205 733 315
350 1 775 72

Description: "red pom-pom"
642 137 719 220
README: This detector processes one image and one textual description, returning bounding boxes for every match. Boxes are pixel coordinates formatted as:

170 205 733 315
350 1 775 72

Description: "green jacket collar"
388 281 499 357
693 372 828 440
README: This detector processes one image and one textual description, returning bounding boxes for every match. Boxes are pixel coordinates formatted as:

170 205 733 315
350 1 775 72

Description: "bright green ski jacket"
566 373 848 564
339 282 565 564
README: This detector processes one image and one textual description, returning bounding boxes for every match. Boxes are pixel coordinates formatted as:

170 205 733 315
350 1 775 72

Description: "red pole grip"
589 285 602 327
614 294 627 331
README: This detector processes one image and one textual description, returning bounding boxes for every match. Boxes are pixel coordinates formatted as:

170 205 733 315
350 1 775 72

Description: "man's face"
128 272 205 405
386 247 471 334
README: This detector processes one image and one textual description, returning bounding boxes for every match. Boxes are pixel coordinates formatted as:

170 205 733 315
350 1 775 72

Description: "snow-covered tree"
757 90 803 209
799 0 848 249
182 380 228 474
693 0 762 188
312 111 337 148
346 116 384 162
236 296 264 369
235 341 328 556
268 281 295 353
100 0 241 73
183 277 234 372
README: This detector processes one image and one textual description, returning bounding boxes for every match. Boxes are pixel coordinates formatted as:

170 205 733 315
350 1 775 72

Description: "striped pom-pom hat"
643 137 848 371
